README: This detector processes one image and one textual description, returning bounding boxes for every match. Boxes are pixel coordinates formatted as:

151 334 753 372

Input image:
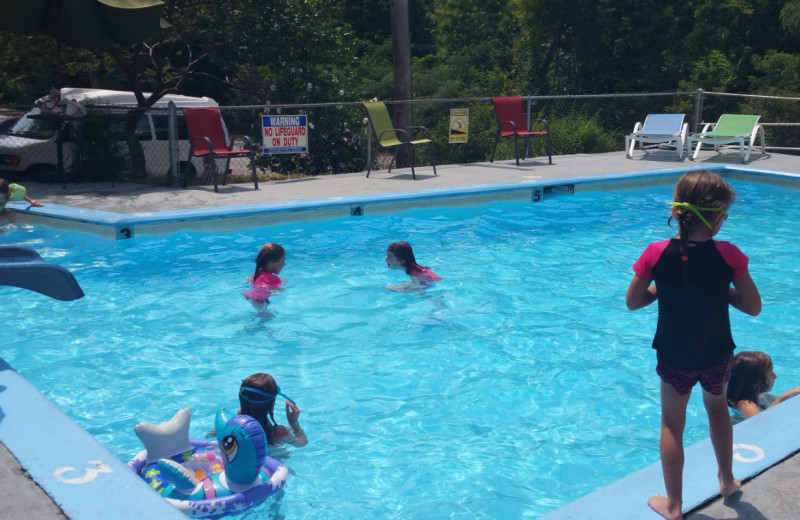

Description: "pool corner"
0 357 184 520
539 397 800 520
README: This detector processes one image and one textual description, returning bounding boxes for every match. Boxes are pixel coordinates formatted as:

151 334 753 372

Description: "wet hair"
727 351 773 408
239 372 280 445
0 178 8 197
669 170 735 286
253 243 285 279
387 241 427 275
670 169 735 238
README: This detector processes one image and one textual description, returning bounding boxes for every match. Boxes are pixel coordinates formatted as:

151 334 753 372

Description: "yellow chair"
363 102 436 180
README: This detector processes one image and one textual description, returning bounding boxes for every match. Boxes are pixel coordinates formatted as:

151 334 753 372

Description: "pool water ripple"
2 177 800 519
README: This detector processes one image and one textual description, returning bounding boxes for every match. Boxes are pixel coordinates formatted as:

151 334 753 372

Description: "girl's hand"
284 400 308 447
773 386 800 406
285 400 301 427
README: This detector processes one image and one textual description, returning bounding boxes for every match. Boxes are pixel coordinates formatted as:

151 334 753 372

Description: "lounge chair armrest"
189 136 214 155
378 127 410 142
230 134 256 152
530 118 549 131
498 119 519 132
750 124 763 141
700 122 715 133
408 125 433 139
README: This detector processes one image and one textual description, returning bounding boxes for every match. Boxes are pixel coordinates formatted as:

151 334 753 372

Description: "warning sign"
449 108 469 143
262 114 308 154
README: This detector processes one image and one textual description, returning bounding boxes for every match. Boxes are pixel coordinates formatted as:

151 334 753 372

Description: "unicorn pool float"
128 408 288 518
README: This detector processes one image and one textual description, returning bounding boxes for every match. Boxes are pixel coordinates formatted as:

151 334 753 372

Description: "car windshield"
6 109 59 140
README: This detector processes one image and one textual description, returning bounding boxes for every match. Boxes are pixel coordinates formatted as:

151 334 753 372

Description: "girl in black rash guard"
626 170 762 520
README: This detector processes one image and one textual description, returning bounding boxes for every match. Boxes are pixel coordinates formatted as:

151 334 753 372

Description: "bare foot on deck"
719 475 742 497
647 494 682 520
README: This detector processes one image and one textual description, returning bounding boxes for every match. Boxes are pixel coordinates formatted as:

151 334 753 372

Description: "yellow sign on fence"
449 108 469 143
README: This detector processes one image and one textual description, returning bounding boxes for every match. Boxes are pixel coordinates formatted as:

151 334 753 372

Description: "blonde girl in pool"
626 170 761 520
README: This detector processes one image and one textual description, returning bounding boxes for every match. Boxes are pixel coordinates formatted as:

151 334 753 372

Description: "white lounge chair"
687 114 765 163
625 114 688 159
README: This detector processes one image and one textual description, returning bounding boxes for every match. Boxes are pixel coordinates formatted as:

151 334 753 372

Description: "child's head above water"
727 350 776 406
254 243 286 275
239 372 280 442
669 170 736 233
386 241 418 274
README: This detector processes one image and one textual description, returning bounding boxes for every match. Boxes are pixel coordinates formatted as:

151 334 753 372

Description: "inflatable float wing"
129 408 288 519
0 246 84 301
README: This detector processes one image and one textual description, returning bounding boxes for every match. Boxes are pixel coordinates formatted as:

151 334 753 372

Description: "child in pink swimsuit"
243 243 286 305
385 241 441 292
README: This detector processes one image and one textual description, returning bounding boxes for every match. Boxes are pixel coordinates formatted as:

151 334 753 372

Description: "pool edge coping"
8 164 800 239
3 163 800 519
538 397 800 520
0 360 185 520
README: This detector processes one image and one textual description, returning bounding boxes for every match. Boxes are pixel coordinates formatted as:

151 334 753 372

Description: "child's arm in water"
729 272 761 316
771 386 800 408
625 275 657 310
734 386 800 418
387 281 426 293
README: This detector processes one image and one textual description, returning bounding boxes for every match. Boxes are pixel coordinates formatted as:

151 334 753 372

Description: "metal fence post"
168 101 178 188
366 118 372 171
693 88 704 133
525 96 531 127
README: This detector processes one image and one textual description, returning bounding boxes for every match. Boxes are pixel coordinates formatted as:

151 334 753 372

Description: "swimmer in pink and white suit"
243 243 286 306
385 241 441 293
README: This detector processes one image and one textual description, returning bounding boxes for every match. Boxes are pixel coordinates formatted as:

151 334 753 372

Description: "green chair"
363 102 437 180
687 114 765 163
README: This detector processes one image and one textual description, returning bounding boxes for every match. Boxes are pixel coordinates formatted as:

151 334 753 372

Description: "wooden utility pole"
391 0 412 167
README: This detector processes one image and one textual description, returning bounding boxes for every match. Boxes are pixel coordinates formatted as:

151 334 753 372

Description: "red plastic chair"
490 96 552 166
183 107 258 192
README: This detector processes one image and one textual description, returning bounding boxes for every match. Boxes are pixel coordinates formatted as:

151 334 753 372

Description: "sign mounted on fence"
262 114 308 154
449 108 469 143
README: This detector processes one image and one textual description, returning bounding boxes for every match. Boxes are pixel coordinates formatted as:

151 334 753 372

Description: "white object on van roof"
0 88 224 176
57 88 218 108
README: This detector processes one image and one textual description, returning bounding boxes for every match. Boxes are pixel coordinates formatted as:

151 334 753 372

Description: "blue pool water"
2 175 800 519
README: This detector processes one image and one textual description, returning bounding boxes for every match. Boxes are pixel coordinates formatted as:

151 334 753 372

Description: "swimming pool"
2 172 800 519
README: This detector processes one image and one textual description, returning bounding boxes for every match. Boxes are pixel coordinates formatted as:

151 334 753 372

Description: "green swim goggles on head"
669 201 727 230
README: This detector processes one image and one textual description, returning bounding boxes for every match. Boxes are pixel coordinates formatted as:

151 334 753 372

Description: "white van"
0 88 225 179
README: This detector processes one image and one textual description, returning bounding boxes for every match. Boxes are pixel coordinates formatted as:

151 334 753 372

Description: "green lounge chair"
625 114 688 159
687 114 765 163
363 101 436 180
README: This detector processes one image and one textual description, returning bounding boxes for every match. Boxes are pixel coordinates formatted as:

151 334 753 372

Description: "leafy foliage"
548 112 618 155
2 0 800 176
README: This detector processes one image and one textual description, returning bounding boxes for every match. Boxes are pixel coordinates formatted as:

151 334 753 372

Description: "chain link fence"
1 90 799 185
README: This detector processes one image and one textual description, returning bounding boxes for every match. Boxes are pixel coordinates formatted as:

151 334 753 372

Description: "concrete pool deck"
3 147 800 519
